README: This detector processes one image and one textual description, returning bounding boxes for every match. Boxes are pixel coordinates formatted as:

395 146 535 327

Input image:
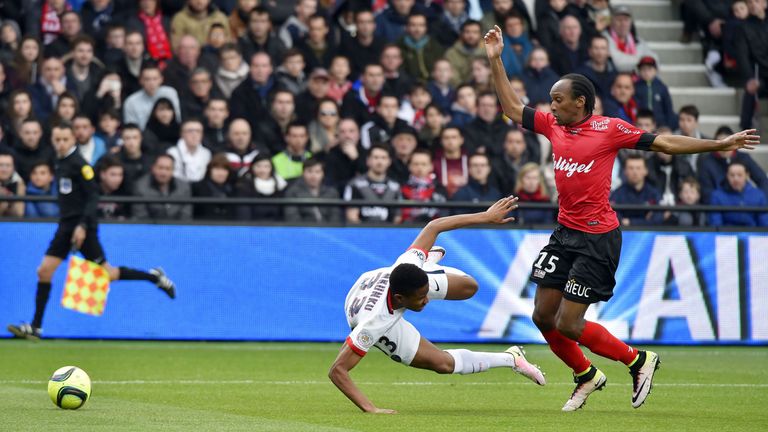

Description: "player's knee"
532 309 555 331
432 355 454 374
458 276 478 299
555 317 581 340
36 264 54 281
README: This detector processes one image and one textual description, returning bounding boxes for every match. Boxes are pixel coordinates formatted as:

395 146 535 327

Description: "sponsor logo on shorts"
564 279 592 299
357 330 374 349
533 269 546 279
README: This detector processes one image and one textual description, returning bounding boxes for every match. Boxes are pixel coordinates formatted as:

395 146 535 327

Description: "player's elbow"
652 137 674 154
328 363 347 383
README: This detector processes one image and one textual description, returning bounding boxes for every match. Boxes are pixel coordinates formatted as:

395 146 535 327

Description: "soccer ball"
47 366 91 410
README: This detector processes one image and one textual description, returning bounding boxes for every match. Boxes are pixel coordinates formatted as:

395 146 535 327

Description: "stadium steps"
620 0 679 21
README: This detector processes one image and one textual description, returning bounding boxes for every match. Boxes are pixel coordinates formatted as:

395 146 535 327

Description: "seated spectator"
117 124 152 186
548 15 590 77
278 0 316 48
431 0 469 48
522 48 559 106
237 6 287 65
574 35 618 98
500 11 533 79
421 104 448 148
10 37 42 88
295 67 331 124
676 105 708 169
463 92 511 156
45 11 81 58
514 162 554 224
65 36 105 104
214 43 248 99
200 23 229 68
284 158 342 223
167 119 212 183
400 148 448 223
469 57 494 95
427 59 457 113
536 0 579 52
344 144 401 224
170 0 230 48
603 5 657 73
722 0 749 71
323 118 366 192
132 154 193 220
481 0 534 37
376 0 414 42
96 155 131 220
380 44 416 100
388 124 419 185
327 55 352 103
236 154 286 221
254 89 295 155
24 161 58 218
181 67 221 120
709 162 768 227
433 127 469 198
734 0 768 130
12 119 53 182
276 49 307 96
28 56 77 124
272 121 312 181
341 63 385 126
635 109 657 133
202 97 230 152
0 151 25 217
144 98 181 154
340 10 385 77
491 128 538 195
634 56 677 129
192 154 235 220
450 153 502 215
48 92 79 130
697 126 768 203
126 0 173 64
3 90 35 144
361 94 408 150
444 19 485 87
610 154 663 226
224 118 261 178
646 149 695 206
114 31 152 99
123 62 181 130
667 177 706 227
603 73 637 124
74 115 107 165
80 72 123 123
295 14 337 73
681 0 729 86
397 12 442 82
39 1 70 46
398 82 432 130
96 109 122 151
449 85 476 129
308 98 339 155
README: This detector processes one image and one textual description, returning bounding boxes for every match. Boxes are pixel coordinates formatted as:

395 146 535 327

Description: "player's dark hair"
390 263 428 297
561 73 596 115
679 104 699 120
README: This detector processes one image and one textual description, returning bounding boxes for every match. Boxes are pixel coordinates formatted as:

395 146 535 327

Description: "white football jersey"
343 248 427 356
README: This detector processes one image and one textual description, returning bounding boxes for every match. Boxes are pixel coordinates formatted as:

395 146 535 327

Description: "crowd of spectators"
0 0 765 227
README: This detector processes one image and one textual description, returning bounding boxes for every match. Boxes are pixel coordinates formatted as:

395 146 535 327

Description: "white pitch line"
3 379 767 388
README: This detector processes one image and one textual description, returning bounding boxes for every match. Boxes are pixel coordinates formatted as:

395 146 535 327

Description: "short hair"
408 148 432 164
99 108 121 121
469 152 490 164
623 153 647 168
679 176 700 193
441 126 463 138
60 10 79 21
250 6 271 19
409 82 429 95
207 96 229 107
283 48 304 61
72 113 92 124
51 122 75 134
561 73 597 114
303 157 323 171
207 153 231 172
286 121 308 134
407 11 428 24
21 118 43 128
727 160 748 173
308 13 327 25
209 23 226 32
368 144 391 157
97 154 124 172
71 34 96 50
30 160 53 175
460 19 482 32
363 62 383 74
679 105 700 120
153 153 175 166
121 123 142 134
390 263 428 297
219 42 241 56
636 108 655 122
379 93 400 106
715 125 734 137
140 61 161 76
589 34 609 47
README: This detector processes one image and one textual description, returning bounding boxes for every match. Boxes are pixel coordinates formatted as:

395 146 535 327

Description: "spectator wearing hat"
634 56 677 130
295 68 331 124
388 123 420 185
603 5 658 72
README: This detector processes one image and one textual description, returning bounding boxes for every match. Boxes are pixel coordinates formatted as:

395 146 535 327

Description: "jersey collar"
566 113 593 128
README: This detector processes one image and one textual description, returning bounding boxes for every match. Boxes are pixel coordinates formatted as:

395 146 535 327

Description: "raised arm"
328 344 397 414
409 196 518 254
650 129 761 154
484 26 525 124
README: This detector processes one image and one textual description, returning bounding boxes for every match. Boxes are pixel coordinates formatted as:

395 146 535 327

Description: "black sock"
118 267 159 283
576 365 597 383
32 282 52 329
629 351 646 374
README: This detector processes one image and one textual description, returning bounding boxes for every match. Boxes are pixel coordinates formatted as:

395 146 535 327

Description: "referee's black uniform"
45 147 106 263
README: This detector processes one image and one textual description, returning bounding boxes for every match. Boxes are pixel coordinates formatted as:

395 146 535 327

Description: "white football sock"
445 349 515 375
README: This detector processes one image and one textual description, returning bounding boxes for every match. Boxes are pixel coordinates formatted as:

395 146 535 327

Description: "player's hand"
484 196 518 224
718 129 761 151
71 225 87 250
745 78 760 95
366 407 398 414
484 25 504 59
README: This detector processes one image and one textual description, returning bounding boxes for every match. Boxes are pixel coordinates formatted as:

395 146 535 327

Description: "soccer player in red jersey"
484 25 761 411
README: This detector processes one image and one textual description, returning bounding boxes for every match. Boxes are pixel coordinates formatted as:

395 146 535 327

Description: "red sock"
542 329 591 373
578 321 638 365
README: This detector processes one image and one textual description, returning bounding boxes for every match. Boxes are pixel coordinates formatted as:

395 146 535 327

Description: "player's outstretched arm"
484 26 525 124
409 196 518 254
328 344 397 414
650 129 761 154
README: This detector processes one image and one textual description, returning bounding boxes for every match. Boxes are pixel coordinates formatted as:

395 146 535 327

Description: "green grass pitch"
1 340 766 431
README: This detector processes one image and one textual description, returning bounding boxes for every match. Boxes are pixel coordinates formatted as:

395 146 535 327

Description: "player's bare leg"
8 255 63 340
443 273 479 300
409 337 545 385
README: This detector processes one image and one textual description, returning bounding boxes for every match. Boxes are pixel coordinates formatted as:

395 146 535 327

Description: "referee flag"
61 255 111 316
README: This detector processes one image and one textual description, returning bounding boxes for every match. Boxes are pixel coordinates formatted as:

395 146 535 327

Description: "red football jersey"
522 107 656 234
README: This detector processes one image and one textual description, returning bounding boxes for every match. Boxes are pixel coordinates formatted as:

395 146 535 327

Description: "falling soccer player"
8 123 176 340
483 24 761 411
329 197 546 414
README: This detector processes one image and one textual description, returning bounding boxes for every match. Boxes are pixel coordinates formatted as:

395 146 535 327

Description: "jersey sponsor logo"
564 279 592 299
81 165 94 181
356 330 375 349
407 248 427 263
533 269 546 279
59 178 73 194
552 154 595 178
591 119 609 131
616 123 642 135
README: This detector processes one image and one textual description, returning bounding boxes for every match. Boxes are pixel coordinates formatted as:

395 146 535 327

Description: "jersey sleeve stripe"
636 133 657 151
522 106 536 131
345 336 368 357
